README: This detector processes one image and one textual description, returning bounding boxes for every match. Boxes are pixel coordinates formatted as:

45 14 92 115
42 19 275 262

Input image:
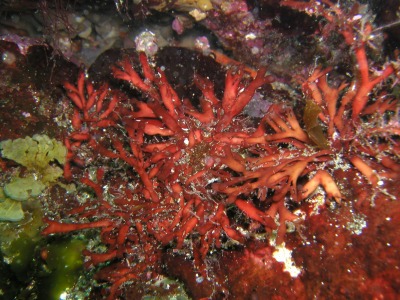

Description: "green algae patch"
0 205 44 282
0 187 24 222
0 134 67 222
0 198 24 221
39 238 86 300
0 134 66 171
0 135 83 297
0 202 87 299
3 175 46 201
2 232 38 277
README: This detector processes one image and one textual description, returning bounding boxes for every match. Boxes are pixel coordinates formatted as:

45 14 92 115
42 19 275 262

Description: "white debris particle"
189 9 207 21
305 185 327 215
245 33 257 40
332 131 339 140
2 51 16 65
59 291 68 300
346 213 367 235
273 243 302 278
332 153 351 171
195 275 204 283
251 47 260 55
134 30 158 57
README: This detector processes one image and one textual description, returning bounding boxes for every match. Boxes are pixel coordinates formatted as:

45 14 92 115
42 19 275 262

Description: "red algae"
163 240 306 299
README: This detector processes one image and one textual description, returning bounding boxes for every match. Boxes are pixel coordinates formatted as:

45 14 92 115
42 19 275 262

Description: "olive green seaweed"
303 99 329 149
0 134 67 221
0 134 66 170
0 197 24 222
3 175 46 201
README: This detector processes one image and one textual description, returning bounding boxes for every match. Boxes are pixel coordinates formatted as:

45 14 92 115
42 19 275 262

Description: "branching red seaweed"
42 3 399 297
